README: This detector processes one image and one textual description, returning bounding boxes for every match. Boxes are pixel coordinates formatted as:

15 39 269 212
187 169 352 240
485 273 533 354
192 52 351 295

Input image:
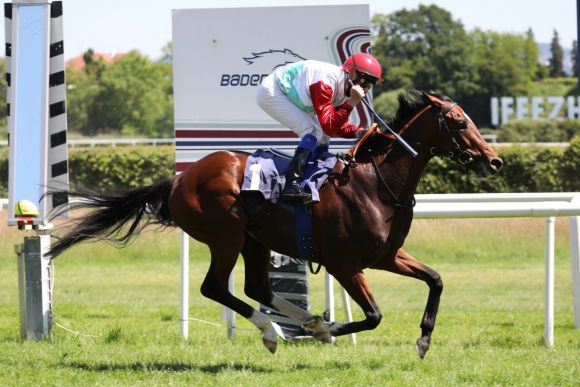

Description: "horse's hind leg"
240 235 332 343
200 236 283 353
370 248 443 359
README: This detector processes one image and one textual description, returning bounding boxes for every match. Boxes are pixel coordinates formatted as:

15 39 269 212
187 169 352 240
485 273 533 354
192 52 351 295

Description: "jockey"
256 53 382 203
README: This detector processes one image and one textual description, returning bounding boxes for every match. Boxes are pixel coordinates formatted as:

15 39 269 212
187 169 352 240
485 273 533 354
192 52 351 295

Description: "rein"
347 99 474 166
341 97 474 207
368 154 416 208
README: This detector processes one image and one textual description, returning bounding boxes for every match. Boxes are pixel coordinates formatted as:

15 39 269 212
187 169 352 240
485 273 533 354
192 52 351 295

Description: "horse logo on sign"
243 48 307 72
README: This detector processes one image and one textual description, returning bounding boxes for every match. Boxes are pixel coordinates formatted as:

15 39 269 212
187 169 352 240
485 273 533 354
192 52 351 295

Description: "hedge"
67 145 174 191
496 119 580 143
0 146 174 197
1 138 579 198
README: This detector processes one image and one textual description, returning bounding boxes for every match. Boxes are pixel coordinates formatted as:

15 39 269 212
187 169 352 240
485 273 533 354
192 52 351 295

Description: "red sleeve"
309 81 359 138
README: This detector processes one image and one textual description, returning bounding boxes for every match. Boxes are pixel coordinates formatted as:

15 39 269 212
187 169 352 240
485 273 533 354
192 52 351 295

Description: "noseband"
429 102 474 165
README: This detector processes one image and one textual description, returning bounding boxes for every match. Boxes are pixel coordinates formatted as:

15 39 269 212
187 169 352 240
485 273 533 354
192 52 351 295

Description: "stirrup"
281 190 312 203
281 182 312 203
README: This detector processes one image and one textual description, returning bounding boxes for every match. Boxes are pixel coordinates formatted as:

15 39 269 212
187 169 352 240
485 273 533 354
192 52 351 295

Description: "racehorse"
47 90 503 358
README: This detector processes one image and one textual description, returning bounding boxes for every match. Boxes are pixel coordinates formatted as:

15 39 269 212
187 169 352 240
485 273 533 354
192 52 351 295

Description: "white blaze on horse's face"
463 112 474 126
453 107 483 148
455 105 504 174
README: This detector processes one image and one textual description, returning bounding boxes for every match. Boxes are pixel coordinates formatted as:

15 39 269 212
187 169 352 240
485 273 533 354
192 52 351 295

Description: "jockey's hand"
355 128 368 140
355 123 379 140
349 84 365 106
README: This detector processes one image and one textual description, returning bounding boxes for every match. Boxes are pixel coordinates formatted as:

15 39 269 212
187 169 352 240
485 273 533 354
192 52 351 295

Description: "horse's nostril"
490 158 503 171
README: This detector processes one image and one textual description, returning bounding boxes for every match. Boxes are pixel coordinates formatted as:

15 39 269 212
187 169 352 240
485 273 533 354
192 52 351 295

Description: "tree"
549 30 565 77
82 48 107 79
159 42 172 65
66 66 100 135
466 30 539 125
524 29 541 81
370 5 542 125
66 49 106 135
371 5 479 102
87 51 173 137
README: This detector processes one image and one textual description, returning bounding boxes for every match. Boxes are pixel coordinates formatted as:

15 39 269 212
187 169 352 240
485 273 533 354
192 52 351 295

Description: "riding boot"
281 146 312 203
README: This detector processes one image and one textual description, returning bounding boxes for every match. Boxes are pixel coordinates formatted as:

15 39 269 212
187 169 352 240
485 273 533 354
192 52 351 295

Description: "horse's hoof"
259 321 283 354
263 338 277 354
415 337 430 359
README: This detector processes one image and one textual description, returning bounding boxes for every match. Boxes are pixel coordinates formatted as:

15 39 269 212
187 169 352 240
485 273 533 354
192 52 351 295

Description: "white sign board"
172 5 371 172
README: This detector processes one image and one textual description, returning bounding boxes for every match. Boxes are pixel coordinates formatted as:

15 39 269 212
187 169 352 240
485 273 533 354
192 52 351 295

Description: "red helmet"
342 53 382 83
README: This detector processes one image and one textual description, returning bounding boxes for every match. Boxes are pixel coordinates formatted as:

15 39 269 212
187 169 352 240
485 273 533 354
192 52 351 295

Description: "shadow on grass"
61 361 275 374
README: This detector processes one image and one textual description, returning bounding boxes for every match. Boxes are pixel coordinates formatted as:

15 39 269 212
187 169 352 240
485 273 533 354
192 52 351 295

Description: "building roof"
66 52 127 70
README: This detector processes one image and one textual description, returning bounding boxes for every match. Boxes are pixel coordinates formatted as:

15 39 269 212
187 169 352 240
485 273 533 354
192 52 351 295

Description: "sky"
2 0 577 61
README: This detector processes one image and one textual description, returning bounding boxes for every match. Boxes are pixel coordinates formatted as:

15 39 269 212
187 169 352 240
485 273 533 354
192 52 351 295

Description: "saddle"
241 148 338 272
241 148 337 204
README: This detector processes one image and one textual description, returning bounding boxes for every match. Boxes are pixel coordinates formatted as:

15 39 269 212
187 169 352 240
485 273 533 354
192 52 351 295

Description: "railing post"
180 231 189 340
545 217 556 347
325 271 335 323
341 286 356 345
569 197 580 329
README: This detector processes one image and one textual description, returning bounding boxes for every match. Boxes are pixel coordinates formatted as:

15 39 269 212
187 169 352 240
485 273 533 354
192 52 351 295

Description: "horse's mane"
361 89 452 154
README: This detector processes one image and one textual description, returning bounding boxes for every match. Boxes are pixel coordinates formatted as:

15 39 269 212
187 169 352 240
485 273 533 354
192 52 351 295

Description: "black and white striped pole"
5 0 68 340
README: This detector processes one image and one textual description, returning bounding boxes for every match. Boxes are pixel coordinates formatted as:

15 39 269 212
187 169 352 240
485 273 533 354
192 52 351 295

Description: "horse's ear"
422 90 437 104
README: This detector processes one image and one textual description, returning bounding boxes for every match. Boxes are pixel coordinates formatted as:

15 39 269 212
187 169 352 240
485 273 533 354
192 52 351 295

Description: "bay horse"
47 90 502 358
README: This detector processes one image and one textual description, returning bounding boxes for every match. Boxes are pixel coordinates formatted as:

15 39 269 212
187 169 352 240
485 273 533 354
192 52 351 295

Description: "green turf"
0 216 578 386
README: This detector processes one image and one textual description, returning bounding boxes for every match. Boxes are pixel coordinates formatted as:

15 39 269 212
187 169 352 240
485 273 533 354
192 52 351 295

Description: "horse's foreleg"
370 248 443 359
327 270 383 336
240 235 332 343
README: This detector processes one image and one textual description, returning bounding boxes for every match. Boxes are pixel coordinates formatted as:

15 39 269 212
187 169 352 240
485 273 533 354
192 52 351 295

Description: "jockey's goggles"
356 73 379 89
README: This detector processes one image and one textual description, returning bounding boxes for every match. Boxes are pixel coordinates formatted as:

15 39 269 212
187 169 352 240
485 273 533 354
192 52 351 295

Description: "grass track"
0 213 579 386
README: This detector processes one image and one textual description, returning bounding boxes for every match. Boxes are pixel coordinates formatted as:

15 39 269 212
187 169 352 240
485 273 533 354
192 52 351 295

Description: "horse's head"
389 90 502 176
355 90 502 176
419 91 503 176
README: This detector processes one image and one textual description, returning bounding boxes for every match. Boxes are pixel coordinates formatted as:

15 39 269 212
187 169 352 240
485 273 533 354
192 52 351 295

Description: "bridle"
428 102 474 165
355 99 474 166
342 97 475 207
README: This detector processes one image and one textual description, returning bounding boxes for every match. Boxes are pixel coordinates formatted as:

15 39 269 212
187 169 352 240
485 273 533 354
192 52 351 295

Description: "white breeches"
256 73 330 146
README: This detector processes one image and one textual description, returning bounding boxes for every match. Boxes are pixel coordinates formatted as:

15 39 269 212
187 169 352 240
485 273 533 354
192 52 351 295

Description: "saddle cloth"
241 149 337 203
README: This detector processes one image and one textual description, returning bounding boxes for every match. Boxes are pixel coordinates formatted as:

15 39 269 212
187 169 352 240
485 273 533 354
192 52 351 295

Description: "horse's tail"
47 177 176 258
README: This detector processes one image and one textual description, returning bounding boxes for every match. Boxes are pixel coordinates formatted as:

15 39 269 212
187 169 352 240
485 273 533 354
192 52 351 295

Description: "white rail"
414 201 580 218
0 138 174 148
416 192 579 203
0 139 574 149
413 194 580 347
